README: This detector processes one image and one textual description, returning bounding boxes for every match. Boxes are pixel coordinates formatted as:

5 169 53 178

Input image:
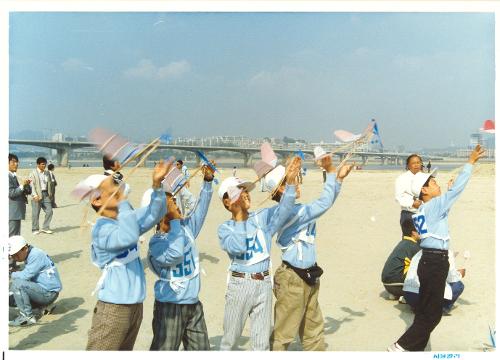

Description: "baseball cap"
8 235 27 256
263 165 286 193
410 168 438 197
71 174 108 201
218 177 255 200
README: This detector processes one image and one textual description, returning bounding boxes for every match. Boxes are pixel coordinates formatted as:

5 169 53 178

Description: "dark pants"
397 250 449 351
384 284 404 298
150 300 210 350
9 220 21 237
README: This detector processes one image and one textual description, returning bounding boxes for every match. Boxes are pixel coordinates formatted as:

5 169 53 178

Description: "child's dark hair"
36 157 47 165
177 160 184 166
418 176 434 200
401 217 417 237
222 192 230 210
405 154 423 170
103 155 115 171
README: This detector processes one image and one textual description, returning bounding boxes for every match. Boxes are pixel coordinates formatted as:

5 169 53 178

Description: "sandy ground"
7 163 496 351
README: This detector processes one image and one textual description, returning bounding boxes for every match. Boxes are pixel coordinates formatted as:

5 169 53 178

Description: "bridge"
8 139 443 167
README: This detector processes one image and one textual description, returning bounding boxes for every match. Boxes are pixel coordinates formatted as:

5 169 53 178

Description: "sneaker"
41 304 56 315
387 343 406 352
388 293 398 300
41 229 54 234
32 230 41 235
9 314 36 327
398 296 407 304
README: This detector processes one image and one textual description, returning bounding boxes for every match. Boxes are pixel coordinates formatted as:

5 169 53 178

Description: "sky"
8 11 495 149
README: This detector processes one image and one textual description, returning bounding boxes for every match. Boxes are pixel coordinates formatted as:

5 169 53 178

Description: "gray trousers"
10 278 58 317
150 300 210 350
9 220 21 237
220 275 273 351
31 191 53 231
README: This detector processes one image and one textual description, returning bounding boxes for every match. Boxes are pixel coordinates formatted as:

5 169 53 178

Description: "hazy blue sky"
9 12 494 149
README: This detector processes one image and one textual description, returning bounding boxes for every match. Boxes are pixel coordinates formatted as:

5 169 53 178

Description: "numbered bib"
412 210 430 238
232 228 270 266
168 240 200 281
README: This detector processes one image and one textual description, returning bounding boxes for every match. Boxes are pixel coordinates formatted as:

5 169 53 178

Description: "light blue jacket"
417 164 473 250
91 188 166 304
218 185 296 273
11 246 62 292
148 181 213 304
277 173 342 269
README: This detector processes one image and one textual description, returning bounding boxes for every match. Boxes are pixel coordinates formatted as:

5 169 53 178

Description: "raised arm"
184 181 213 239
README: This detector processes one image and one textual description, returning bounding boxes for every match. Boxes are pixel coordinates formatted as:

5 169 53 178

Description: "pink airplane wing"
334 129 363 143
261 142 278 167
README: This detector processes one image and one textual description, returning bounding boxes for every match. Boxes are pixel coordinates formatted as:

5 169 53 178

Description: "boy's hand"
468 144 486 164
337 164 354 182
202 160 216 182
285 156 302 185
152 159 173 189
317 155 335 173
447 177 455 190
458 268 466 278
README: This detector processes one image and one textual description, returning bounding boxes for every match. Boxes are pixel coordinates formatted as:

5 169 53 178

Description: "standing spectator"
175 160 196 216
29 157 54 235
232 166 237 177
395 154 423 236
9 153 32 271
47 164 58 208
426 161 432 173
9 153 32 237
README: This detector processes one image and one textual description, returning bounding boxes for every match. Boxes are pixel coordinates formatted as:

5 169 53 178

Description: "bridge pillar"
361 155 368 165
381 156 386 165
242 153 251 168
56 147 69 167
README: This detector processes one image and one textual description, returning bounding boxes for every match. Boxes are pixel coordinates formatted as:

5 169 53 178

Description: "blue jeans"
404 281 465 311
10 278 58 316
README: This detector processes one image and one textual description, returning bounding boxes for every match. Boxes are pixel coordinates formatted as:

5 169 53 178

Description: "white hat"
313 146 331 161
218 177 255 200
263 165 286 193
71 174 108 201
410 169 438 197
8 235 27 256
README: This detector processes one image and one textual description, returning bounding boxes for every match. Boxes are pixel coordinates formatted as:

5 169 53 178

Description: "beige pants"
271 265 325 351
86 301 143 350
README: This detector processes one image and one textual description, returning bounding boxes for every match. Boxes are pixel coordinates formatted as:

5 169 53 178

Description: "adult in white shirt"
395 154 423 235
28 157 54 235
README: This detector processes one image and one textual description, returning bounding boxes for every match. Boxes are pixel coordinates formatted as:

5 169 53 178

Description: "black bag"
284 261 324 286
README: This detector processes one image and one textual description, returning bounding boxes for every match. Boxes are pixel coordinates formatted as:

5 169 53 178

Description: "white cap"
218 177 255 200
313 146 331 161
263 165 286 193
8 235 27 256
71 174 108 201
410 169 438 197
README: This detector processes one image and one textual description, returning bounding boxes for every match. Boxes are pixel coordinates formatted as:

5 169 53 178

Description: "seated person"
403 249 465 313
8 235 62 326
381 218 421 300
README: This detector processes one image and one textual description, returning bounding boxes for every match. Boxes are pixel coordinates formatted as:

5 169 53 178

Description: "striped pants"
220 275 273 351
150 300 210 350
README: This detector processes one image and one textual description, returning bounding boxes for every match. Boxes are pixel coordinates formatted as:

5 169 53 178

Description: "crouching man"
9 235 62 326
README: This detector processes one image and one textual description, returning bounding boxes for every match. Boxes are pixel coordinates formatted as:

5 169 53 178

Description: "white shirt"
37 168 48 191
395 170 421 213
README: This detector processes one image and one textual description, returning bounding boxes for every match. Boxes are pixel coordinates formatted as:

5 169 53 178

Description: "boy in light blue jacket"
9 235 62 327
76 160 171 350
147 163 215 350
270 154 353 351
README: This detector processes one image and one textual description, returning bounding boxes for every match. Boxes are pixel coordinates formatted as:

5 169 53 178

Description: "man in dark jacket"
9 153 31 237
